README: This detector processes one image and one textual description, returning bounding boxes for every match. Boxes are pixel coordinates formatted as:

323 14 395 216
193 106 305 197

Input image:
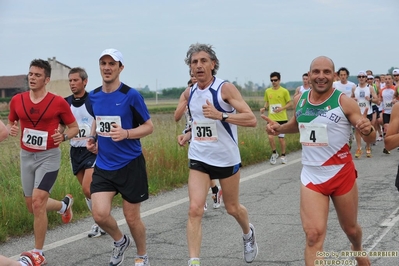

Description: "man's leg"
187 170 211 258
27 189 50 250
219 170 250 234
91 191 121 239
300 184 329 266
332 182 370 266
278 137 286 155
81 168 94 199
268 134 276 151
354 130 363 158
25 190 69 250
123 201 147 256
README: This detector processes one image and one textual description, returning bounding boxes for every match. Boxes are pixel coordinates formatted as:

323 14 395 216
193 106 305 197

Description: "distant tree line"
122 65 399 99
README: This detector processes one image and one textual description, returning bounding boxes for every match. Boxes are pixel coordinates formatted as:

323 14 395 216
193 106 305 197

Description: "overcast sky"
1 0 398 91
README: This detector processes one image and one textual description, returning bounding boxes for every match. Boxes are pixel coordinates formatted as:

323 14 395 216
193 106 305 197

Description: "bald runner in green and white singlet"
296 89 356 196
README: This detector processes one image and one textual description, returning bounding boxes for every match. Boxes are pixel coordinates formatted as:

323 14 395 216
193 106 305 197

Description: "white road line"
363 206 399 252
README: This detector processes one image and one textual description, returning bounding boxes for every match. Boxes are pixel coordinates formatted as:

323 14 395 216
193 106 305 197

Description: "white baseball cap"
393 69 399 75
357 70 367 76
367 75 374 79
99 48 124 65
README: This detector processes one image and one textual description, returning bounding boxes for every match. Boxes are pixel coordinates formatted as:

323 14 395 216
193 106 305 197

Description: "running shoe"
383 148 390 154
212 186 222 209
376 136 383 141
269 152 279 165
243 223 258 263
88 223 107 238
135 256 150 266
203 202 208 211
366 148 372 158
61 194 74 224
280 156 287 164
355 149 362 158
19 251 46 266
188 258 200 266
110 235 132 266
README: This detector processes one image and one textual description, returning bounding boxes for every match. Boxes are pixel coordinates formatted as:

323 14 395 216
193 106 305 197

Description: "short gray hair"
185 43 219 76
68 67 88 81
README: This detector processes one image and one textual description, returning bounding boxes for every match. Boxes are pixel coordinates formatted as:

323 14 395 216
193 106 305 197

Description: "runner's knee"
304 228 324 247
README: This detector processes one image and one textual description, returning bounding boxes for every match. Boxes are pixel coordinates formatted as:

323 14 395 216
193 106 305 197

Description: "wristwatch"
222 112 229 121
63 134 68 141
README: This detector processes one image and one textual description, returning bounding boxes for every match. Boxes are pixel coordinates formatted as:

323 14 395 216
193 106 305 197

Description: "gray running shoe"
243 223 258 263
109 235 132 266
88 223 106 238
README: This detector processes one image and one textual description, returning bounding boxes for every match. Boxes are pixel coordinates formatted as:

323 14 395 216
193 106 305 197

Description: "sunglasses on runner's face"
271 79 279 82
357 76 367 78
367 78 373 80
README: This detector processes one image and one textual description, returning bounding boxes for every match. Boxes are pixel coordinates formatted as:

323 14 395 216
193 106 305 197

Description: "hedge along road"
1 142 399 265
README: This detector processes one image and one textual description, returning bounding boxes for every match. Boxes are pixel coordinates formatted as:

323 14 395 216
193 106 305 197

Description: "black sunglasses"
270 79 279 82
357 76 367 78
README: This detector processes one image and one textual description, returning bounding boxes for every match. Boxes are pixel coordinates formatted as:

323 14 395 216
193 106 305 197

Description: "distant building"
48 57 71 81
0 75 28 97
47 57 71 97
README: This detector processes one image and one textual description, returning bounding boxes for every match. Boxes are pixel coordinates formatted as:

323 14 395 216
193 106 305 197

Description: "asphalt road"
1 140 399 265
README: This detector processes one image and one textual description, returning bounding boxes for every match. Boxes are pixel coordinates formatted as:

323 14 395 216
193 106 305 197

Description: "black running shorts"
91 153 149 203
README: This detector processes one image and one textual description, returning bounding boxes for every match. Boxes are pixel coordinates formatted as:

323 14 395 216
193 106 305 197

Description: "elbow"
147 124 154 135
173 115 180 122
248 117 257 127
0 132 7 142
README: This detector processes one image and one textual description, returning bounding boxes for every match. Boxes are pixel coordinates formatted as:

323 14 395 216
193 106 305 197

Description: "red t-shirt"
9 92 76 152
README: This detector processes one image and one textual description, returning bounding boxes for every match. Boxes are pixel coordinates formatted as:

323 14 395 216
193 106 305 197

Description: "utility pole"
155 79 158 105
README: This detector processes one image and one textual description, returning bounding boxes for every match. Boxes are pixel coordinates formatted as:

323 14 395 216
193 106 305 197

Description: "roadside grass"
0 97 300 243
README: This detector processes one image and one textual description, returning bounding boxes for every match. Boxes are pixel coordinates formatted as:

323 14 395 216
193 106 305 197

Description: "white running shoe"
135 256 150 266
212 187 222 209
203 202 208 211
270 152 279 165
88 223 106 238
188 258 200 266
243 223 258 263
280 156 287 164
109 235 132 266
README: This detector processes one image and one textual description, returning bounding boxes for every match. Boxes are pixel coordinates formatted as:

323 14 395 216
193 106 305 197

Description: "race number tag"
96 116 122 137
269 104 282 114
73 123 91 140
193 120 218 142
384 101 393 110
357 99 368 113
299 122 329 146
22 128 48 150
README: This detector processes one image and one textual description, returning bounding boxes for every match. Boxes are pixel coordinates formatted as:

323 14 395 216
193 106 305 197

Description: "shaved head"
310 56 335 72
308 56 335 95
